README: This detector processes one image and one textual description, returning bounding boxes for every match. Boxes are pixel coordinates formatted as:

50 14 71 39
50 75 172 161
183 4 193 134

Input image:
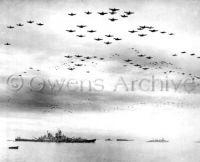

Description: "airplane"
160 31 166 34
94 38 103 41
98 12 108 15
137 28 144 30
124 59 132 62
109 18 118 22
138 54 145 57
75 55 82 57
68 68 75 71
114 38 122 41
76 35 85 37
109 8 120 12
138 34 147 37
146 56 153 59
75 64 82 66
85 11 92 15
129 30 137 33
105 34 113 37
104 41 112 45
124 11 134 15
7 26 14 29
109 11 117 15
37 23 44 26
121 15 128 18
68 13 76 16
77 25 87 28
149 29 158 32
4 43 11 45
66 29 76 32
87 30 96 33
27 20 34 23
16 23 24 26
85 56 92 59
64 55 72 58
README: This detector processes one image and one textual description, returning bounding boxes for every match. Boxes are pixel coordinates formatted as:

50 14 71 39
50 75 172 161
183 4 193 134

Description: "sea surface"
1 140 200 162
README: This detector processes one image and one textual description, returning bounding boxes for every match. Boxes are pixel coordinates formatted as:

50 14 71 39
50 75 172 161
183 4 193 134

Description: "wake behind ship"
15 130 96 143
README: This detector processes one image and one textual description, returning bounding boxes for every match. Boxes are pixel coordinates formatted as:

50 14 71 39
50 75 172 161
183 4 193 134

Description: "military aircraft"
64 55 72 58
85 56 92 59
94 38 103 41
109 11 117 15
77 25 87 28
138 34 147 37
68 68 75 71
124 59 132 62
138 54 145 57
75 64 83 66
7 26 14 29
85 11 92 15
129 30 137 33
109 8 120 12
76 35 85 37
16 23 24 26
68 13 76 16
66 29 76 32
121 15 128 18
114 38 122 41
27 20 34 23
105 34 113 37
146 56 153 59
124 11 134 15
104 41 112 45
37 23 44 26
87 30 96 33
149 29 158 32
98 12 108 15
109 18 118 22
75 55 82 57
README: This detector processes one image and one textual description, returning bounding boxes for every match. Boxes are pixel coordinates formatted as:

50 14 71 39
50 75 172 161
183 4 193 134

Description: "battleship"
15 130 96 143
146 138 169 143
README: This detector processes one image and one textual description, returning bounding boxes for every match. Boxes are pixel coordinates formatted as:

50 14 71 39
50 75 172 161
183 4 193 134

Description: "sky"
1 0 200 141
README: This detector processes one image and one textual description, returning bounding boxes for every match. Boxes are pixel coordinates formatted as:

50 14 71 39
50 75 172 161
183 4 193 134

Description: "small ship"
116 139 134 141
15 130 96 143
146 138 169 143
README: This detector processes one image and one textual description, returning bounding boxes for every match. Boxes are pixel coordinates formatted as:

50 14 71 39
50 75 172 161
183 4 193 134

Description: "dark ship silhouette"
15 130 96 143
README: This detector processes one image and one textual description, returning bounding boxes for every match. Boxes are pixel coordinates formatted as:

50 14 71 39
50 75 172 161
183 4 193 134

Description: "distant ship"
105 138 112 141
146 138 169 143
116 139 134 141
15 130 96 143
8 146 19 149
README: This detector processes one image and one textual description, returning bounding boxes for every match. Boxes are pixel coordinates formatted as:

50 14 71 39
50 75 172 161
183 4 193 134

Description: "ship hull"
15 138 96 143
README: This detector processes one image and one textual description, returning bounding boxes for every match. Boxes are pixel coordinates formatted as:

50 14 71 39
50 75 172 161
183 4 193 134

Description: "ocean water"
1 140 200 162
